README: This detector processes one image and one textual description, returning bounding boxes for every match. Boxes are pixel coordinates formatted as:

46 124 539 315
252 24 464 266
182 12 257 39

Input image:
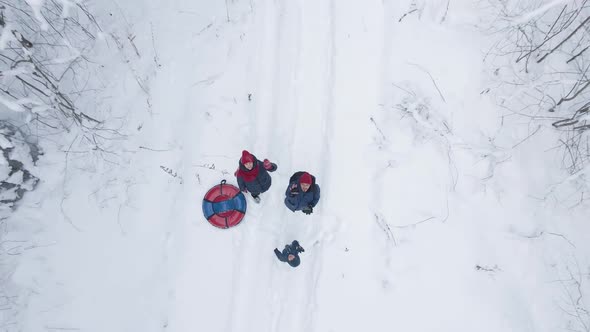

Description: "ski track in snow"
228 0 304 330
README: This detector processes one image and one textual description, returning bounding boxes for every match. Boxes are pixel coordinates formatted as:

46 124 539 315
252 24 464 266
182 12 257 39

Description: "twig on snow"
225 0 230 22
511 125 542 149
475 264 501 273
408 63 447 103
521 230 576 248
139 146 171 152
547 232 576 248
391 83 416 97
61 135 82 232
398 9 418 22
374 213 397 246
160 166 183 184
195 22 214 37
370 117 387 141
441 195 450 223
150 22 161 67
392 216 435 229
127 34 141 57
440 0 451 23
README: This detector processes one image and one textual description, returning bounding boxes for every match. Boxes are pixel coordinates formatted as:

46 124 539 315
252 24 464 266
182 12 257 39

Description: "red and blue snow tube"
202 180 247 229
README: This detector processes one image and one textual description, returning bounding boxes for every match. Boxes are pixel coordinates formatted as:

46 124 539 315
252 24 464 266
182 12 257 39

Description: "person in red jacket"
235 150 277 203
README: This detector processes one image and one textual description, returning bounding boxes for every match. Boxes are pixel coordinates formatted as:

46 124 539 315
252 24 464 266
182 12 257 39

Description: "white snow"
0 64 34 79
0 24 17 50
0 96 26 113
0 186 17 202
3 1 590 332
0 134 13 149
5 170 23 185
24 0 49 30
514 0 571 24
0 163 9 182
57 0 75 18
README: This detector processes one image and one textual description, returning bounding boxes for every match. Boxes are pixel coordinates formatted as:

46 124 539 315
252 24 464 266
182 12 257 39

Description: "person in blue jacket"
274 240 305 267
235 150 277 203
284 171 320 215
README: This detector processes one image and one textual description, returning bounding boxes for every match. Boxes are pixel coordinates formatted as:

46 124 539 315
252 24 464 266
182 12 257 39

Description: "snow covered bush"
486 0 590 174
395 90 451 142
0 0 105 145
0 121 39 219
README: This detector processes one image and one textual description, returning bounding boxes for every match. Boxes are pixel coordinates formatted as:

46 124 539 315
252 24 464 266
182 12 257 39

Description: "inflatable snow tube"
202 180 247 229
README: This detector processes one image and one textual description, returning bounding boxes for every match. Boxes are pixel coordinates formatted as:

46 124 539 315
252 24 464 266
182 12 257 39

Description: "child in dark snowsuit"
284 171 320 214
274 240 305 268
235 150 277 203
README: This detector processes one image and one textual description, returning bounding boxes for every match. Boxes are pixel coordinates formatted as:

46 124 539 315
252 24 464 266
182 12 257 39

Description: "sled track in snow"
266 0 303 331
223 0 338 330
300 0 336 330
269 0 337 331
226 0 302 331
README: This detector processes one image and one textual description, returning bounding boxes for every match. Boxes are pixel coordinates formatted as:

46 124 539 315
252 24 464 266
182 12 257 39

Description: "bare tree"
0 0 119 151
486 0 590 174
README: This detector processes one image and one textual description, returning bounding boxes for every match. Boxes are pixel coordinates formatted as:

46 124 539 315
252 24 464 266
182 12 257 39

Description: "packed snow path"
166 1 384 331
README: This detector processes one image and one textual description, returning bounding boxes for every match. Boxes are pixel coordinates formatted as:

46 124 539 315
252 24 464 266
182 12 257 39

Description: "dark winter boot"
251 193 261 203
274 248 282 260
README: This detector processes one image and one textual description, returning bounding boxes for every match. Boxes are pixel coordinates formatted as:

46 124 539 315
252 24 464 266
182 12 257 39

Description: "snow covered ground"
4 0 590 331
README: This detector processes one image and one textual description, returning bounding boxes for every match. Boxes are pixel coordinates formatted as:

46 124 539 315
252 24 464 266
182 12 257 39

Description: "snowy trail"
178 1 379 330
266 0 336 330
311 1 389 331
226 1 304 331
225 0 337 330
